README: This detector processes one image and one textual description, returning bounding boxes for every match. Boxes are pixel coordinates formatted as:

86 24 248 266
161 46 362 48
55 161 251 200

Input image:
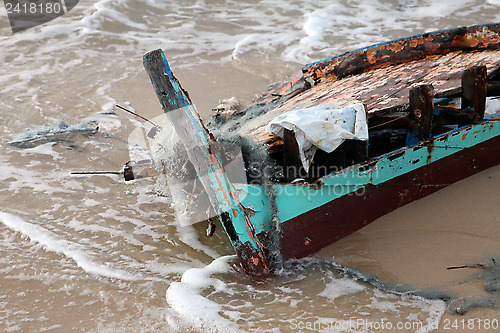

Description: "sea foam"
166 255 241 333
0 211 140 281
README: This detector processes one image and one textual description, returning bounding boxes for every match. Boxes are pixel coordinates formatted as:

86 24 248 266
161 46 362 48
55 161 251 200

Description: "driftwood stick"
447 264 484 270
115 104 159 127
71 171 122 175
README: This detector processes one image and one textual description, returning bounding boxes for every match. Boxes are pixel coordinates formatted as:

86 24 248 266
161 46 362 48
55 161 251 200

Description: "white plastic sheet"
266 103 368 171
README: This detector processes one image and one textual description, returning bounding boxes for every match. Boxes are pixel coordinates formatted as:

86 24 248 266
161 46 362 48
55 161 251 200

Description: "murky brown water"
1 1 500 332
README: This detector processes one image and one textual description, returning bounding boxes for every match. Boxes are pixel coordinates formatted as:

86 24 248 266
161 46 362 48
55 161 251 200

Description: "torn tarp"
266 103 368 171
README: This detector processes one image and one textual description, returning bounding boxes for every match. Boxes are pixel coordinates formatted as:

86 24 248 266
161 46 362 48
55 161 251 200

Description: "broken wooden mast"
143 49 271 277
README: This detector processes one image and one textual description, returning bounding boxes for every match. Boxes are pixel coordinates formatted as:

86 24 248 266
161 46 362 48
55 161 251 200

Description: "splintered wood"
245 49 500 144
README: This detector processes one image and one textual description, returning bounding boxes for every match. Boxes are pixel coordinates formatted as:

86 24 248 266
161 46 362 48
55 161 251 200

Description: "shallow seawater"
1 0 500 332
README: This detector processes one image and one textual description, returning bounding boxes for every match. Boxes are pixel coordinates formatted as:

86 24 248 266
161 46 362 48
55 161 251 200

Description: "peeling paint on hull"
236 117 500 265
303 24 500 83
145 23 500 277
277 127 500 260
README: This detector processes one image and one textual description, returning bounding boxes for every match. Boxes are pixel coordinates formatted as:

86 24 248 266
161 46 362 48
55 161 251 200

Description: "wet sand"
317 164 500 331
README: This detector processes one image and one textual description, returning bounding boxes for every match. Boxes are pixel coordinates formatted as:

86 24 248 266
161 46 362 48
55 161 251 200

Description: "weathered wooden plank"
462 65 487 123
283 129 303 181
436 106 480 126
143 49 271 277
285 51 499 115
303 23 500 83
243 49 500 147
408 84 434 142
488 81 500 96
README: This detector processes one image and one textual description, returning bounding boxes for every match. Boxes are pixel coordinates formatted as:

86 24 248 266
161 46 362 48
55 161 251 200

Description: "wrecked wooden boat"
142 23 500 277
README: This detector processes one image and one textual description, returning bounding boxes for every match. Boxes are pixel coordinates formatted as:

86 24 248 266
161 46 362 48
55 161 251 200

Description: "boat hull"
237 116 500 263
144 23 500 276
279 132 500 259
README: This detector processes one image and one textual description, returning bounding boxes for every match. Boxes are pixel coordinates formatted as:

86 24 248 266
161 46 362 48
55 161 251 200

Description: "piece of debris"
212 97 241 116
115 104 160 138
447 256 500 315
9 120 98 149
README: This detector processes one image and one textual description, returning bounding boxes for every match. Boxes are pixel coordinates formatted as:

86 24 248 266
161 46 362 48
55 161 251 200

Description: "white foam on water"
166 255 241 333
19 142 62 160
66 217 143 247
0 211 140 281
83 198 100 207
364 290 447 333
0 164 73 195
319 271 366 301
163 254 449 333
174 219 221 260
81 0 150 32
406 0 477 18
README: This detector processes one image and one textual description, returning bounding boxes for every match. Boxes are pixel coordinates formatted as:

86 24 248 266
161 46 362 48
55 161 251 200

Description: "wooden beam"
462 65 487 123
352 140 368 164
303 23 500 83
407 84 434 145
487 81 500 96
283 129 303 181
143 49 271 277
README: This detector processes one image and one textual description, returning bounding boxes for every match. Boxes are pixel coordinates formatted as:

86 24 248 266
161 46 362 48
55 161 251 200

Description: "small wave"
0 211 140 281
166 255 241 333
166 255 447 333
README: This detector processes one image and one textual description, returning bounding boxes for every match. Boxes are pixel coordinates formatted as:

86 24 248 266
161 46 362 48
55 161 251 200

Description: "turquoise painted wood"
143 49 271 276
235 116 500 229
142 23 500 275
